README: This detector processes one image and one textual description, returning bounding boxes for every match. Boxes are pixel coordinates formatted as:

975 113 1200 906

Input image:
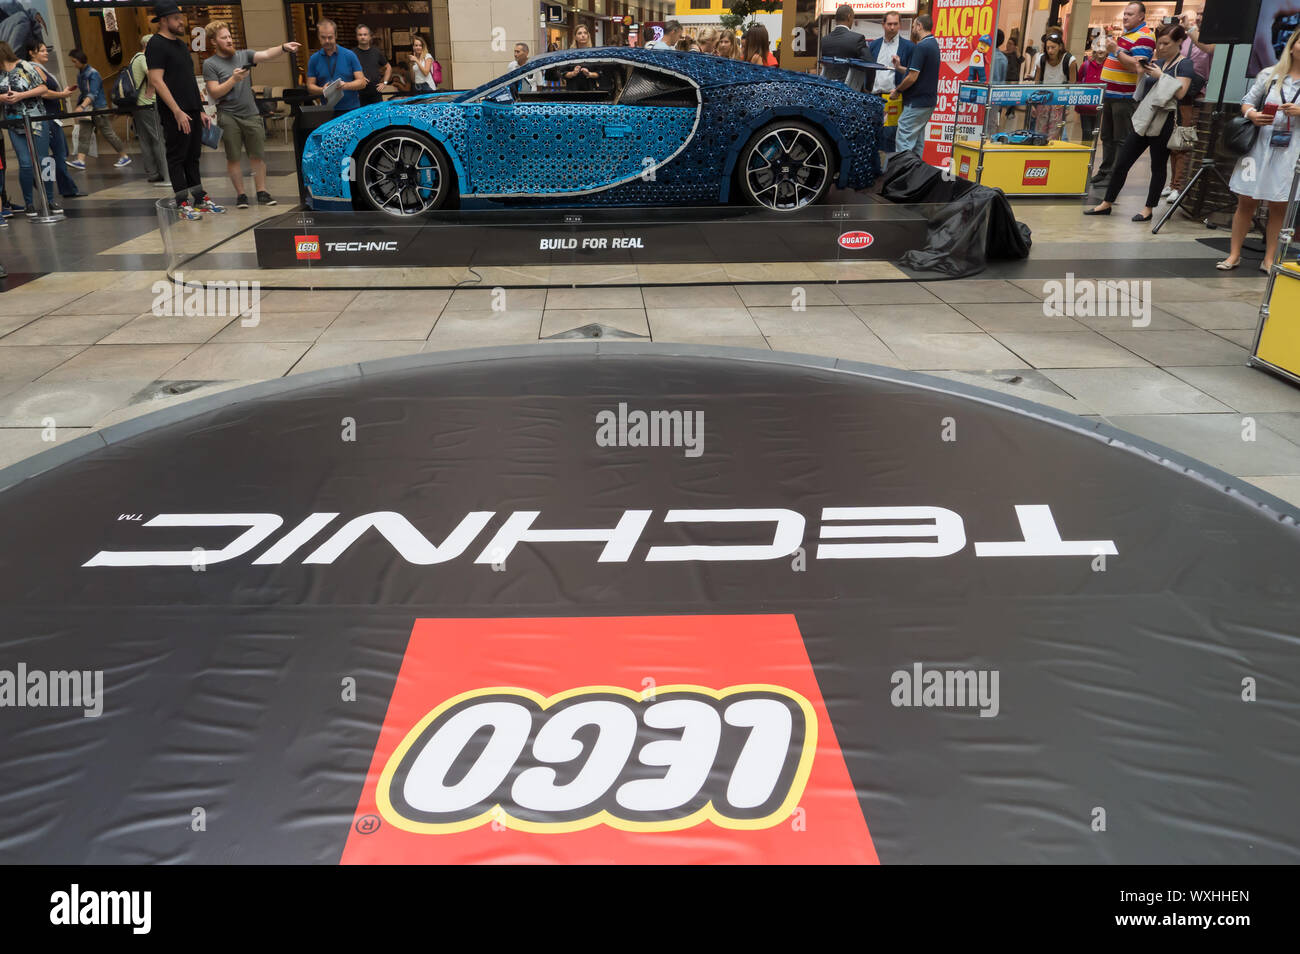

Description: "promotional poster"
923 0 999 167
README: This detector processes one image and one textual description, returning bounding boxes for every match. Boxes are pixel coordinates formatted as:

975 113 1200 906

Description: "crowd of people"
0 0 1297 272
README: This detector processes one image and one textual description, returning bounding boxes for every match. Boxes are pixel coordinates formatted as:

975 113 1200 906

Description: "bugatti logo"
294 235 321 260
376 684 815 833
838 231 874 250
1022 161 1051 185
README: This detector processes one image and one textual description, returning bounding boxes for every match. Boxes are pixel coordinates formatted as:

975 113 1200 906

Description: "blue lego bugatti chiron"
301 46 884 216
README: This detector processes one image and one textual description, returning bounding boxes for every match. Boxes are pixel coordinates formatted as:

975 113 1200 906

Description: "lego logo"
1022 162 1050 185
294 234 321 260
838 231 874 250
377 684 815 834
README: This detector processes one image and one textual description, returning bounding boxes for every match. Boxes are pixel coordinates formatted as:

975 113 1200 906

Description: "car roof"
459 46 849 100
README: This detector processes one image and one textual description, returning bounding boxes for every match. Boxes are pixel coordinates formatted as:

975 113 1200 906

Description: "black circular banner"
1 346 1297 863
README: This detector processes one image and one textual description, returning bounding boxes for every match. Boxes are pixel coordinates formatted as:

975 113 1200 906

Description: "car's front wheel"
356 130 451 216
736 120 834 212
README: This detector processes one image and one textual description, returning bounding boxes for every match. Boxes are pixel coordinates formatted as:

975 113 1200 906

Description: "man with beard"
202 19 299 208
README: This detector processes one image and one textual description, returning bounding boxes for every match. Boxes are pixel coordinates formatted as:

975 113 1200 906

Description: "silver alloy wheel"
361 134 444 216
743 127 830 211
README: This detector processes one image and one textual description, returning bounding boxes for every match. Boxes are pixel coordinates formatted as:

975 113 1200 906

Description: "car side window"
617 66 697 108
524 61 628 103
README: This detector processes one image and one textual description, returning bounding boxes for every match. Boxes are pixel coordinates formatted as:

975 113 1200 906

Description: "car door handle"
603 125 633 139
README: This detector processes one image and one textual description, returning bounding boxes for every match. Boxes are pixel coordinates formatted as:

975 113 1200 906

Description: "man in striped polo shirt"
1092 1 1156 187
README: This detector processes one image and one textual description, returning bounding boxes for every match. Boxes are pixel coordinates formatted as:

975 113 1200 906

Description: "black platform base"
254 189 929 269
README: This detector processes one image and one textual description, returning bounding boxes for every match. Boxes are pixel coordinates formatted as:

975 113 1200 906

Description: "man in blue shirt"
68 48 130 168
306 19 365 112
891 14 939 157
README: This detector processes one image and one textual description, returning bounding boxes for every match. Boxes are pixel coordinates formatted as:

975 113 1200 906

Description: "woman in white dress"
409 35 436 93
1219 26 1300 272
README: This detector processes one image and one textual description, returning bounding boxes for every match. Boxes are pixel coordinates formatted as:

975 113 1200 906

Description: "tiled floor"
2 144 1298 507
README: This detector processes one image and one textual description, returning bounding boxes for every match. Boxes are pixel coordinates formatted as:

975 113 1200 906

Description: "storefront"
65 0 247 86
542 0 659 51
282 2 438 87
781 0 917 73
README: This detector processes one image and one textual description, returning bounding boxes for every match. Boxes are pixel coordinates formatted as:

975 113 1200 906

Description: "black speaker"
1198 0 1262 45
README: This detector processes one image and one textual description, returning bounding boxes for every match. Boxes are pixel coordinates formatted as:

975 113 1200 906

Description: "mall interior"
0 0 1297 869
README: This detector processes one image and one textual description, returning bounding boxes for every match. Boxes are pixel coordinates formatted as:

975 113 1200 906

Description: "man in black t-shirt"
145 2 223 218
352 25 390 107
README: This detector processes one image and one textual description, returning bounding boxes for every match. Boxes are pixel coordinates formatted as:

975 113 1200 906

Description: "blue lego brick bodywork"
302 46 884 211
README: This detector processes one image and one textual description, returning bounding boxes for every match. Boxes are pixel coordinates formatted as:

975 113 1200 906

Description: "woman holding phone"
1084 24 1194 222
409 35 436 92
1218 25 1300 271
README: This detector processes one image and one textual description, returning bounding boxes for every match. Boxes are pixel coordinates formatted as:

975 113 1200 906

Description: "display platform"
2 345 1298 864
253 189 931 270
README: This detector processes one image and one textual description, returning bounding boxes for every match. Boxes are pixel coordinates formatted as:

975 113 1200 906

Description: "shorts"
217 111 266 162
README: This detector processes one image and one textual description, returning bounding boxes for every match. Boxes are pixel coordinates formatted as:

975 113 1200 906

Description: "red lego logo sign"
1022 161 1051 186
958 155 971 179
343 615 876 863
294 234 321 260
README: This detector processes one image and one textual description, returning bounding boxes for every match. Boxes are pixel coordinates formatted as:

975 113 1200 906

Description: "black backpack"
112 52 145 107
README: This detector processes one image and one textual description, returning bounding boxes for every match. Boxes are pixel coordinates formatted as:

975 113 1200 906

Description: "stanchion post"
23 114 62 224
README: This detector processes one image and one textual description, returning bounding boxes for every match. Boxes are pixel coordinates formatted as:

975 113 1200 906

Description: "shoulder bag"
1223 78 1271 156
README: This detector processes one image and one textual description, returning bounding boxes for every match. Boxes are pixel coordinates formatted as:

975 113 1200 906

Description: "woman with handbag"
1217 25 1300 272
1084 25 1194 222
408 35 437 93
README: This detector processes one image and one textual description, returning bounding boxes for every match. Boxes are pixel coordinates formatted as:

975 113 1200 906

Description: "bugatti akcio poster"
923 0 999 168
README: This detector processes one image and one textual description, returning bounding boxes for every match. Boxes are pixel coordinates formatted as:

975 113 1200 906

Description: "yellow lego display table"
1251 262 1300 387
953 139 1094 197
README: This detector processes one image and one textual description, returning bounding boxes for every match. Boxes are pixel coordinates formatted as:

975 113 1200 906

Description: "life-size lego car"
301 46 884 216
990 129 1050 146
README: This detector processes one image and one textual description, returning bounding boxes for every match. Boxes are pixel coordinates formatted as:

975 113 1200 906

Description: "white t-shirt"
507 62 540 91
410 54 435 88
645 40 674 50
873 35 901 93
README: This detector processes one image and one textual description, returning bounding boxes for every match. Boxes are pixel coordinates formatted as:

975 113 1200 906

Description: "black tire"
355 129 452 216
735 120 835 212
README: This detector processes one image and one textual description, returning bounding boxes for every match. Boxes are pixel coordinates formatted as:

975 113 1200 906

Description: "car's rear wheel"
357 130 451 216
736 120 834 212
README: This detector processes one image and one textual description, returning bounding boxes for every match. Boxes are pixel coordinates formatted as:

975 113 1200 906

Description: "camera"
1161 16 1178 25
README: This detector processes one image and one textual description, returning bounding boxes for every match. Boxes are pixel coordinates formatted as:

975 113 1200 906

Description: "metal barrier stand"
21 114 63 224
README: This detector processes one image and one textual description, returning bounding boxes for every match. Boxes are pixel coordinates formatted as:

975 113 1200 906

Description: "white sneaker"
1165 190 1180 204
1160 187 1172 197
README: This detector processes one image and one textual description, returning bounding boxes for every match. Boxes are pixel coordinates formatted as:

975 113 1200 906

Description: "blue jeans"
895 104 934 157
7 121 56 209
46 122 81 196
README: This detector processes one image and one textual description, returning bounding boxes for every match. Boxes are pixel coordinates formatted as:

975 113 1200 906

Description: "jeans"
1079 112 1099 143
1096 98 1136 181
7 121 56 209
895 104 934 157
879 124 897 151
134 105 167 179
46 122 81 196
